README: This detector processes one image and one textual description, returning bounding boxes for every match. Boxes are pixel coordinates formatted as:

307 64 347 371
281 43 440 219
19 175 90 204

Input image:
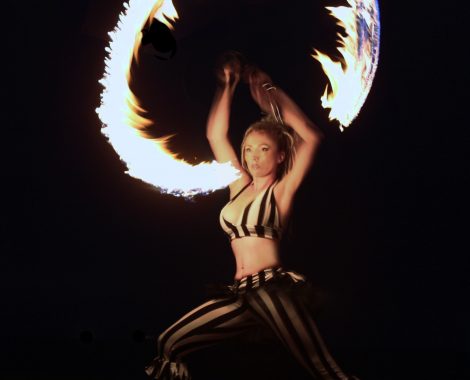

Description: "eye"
245 147 251 152
262 147 269 152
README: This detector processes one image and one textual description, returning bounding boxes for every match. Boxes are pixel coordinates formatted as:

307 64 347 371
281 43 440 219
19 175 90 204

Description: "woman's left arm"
249 70 324 195
277 88 323 193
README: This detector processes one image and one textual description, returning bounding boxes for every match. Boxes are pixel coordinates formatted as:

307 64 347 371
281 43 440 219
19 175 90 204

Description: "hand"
215 51 243 90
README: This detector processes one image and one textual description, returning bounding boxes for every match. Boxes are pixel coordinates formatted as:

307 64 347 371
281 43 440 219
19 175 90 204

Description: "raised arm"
248 69 324 196
206 58 250 193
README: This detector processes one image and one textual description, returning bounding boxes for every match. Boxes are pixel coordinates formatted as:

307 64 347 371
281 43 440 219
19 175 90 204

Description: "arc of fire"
96 0 381 197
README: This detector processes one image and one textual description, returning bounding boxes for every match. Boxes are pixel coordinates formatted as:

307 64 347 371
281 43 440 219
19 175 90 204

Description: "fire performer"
145 52 359 380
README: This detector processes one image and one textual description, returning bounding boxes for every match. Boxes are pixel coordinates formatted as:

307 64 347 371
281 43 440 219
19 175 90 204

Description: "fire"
96 0 379 198
96 0 240 198
313 0 381 131
154 0 178 29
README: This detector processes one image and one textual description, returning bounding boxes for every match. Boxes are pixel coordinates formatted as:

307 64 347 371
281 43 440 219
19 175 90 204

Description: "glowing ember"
96 0 241 198
313 0 381 131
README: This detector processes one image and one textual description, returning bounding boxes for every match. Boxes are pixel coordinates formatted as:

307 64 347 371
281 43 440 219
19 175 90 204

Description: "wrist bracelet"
265 87 284 125
259 82 283 125
262 82 277 92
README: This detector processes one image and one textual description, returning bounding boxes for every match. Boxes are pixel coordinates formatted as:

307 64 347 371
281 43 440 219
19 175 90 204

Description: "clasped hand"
216 52 275 114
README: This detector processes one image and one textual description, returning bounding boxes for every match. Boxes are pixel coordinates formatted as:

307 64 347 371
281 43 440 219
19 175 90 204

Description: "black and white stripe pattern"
219 181 282 241
145 267 355 380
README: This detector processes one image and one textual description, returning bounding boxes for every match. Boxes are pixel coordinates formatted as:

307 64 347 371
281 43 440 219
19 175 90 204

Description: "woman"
145 54 359 380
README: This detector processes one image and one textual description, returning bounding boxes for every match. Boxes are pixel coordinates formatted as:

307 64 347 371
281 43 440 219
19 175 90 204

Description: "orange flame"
96 0 241 198
313 0 380 131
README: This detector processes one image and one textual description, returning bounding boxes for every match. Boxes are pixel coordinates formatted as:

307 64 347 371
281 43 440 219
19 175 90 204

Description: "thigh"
245 283 350 380
159 295 258 358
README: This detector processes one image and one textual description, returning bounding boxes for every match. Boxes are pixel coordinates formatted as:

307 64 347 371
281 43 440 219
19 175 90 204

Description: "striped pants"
145 267 357 380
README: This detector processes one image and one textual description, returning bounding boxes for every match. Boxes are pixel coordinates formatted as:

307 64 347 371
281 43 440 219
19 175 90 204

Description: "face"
243 131 285 178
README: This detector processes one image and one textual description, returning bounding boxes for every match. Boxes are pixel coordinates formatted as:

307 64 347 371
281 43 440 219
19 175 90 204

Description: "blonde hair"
240 114 298 179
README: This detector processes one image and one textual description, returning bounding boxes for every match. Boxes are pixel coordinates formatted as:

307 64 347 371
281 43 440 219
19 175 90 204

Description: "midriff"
231 236 282 280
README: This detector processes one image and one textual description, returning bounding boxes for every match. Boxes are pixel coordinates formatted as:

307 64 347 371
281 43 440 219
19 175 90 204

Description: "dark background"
5 1 467 379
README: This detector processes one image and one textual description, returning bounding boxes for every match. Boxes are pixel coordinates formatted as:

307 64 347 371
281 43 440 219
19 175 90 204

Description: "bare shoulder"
228 170 252 199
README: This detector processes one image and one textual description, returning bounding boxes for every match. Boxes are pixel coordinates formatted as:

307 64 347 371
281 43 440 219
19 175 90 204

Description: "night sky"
5 1 466 379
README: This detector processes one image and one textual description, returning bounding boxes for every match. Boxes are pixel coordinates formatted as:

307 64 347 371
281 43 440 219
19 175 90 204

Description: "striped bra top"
219 180 282 241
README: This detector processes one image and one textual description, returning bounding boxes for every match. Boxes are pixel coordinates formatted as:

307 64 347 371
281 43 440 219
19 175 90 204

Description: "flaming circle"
96 0 381 197
313 0 381 130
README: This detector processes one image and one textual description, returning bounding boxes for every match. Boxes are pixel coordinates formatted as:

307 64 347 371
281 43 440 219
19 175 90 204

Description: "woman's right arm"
206 68 250 193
